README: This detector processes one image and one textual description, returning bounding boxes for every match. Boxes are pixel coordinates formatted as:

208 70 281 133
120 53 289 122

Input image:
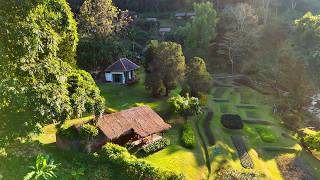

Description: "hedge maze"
231 136 254 169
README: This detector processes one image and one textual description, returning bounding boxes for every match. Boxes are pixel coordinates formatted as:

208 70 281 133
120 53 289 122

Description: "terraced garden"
199 79 320 179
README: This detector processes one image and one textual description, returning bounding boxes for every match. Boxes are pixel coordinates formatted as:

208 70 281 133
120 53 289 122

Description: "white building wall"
105 72 125 84
105 72 112 81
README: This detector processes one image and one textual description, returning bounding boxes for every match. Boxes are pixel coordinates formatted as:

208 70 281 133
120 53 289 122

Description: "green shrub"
143 138 170 153
255 126 277 143
181 121 196 148
57 126 79 140
300 128 320 151
80 124 99 139
100 143 184 180
168 95 201 117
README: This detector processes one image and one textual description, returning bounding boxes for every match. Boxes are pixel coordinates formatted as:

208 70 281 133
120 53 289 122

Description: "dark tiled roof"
105 58 139 72
96 106 171 140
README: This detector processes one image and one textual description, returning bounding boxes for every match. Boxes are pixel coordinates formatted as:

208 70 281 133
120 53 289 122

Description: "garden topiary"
181 121 196 148
221 114 244 129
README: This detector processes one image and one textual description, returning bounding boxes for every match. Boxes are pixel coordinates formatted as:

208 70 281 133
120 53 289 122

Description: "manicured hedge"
221 114 244 129
181 121 196 149
255 126 277 143
143 138 170 153
243 119 273 125
101 143 184 180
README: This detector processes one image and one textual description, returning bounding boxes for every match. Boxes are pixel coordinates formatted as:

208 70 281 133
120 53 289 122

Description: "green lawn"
144 118 208 179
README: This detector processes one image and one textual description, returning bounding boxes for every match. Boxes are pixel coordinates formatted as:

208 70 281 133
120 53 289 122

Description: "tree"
185 57 213 96
77 0 131 72
168 95 202 117
24 154 59 180
145 41 186 97
78 0 129 38
183 2 218 50
0 0 104 123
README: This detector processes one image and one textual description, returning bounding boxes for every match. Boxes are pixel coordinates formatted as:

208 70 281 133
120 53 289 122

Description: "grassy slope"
206 83 320 179
144 118 208 179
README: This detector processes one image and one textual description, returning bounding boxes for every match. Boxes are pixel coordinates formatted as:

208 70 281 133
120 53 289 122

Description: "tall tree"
145 41 186 97
77 0 131 72
183 2 218 50
0 0 104 123
185 57 213 96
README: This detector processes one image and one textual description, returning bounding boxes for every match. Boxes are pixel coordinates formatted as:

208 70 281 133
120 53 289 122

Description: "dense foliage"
142 138 170 153
145 41 186 97
101 143 184 180
0 0 104 123
24 154 59 180
168 95 201 117
181 121 196 149
185 57 213 96
300 128 320 151
79 124 99 139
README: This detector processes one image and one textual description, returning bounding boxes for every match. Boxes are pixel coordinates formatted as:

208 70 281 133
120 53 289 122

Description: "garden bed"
203 111 215 145
235 104 257 109
255 126 277 143
231 136 254 169
243 119 274 125
214 98 230 103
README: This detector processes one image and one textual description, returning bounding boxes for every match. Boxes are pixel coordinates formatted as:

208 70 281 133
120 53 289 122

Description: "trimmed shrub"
221 114 244 129
101 143 184 180
143 138 170 153
79 124 99 139
255 126 277 143
168 95 201 117
181 121 196 148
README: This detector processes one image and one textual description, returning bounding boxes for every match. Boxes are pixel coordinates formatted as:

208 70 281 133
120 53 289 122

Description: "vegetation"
79 124 99 139
142 138 170 153
300 128 320 151
168 95 201 117
24 154 59 180
101 143 184 180
145 41 186 97
185 57 213 96
181 121 196 149
0 0 104 124
255 126 277 143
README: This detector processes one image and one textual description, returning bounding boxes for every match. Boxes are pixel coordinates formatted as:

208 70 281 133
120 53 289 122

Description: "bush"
181 121 196 148
300 128 320 151
57 126 79 140
143 138 170 153
100 143 184 180
80 124 99 139
282 113 300 130
255 126 277 143
168 95 201 117
221 114 244 129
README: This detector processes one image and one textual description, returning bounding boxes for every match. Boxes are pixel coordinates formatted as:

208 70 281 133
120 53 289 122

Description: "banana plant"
24 154 59 180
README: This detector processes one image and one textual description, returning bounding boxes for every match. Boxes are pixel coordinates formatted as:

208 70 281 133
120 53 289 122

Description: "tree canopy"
0 0 104 123
145 41 186 97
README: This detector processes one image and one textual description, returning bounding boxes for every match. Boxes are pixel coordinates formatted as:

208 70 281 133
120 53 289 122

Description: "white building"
105 58 140 84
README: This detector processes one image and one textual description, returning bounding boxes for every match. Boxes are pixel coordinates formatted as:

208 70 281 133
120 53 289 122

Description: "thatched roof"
105 58 139 72
96 106 171 140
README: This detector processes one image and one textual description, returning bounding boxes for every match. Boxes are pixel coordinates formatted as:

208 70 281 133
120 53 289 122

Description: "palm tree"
24 154 59 180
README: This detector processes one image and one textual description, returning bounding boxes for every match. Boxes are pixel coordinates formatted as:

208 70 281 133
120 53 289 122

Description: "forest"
0 0 320 179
